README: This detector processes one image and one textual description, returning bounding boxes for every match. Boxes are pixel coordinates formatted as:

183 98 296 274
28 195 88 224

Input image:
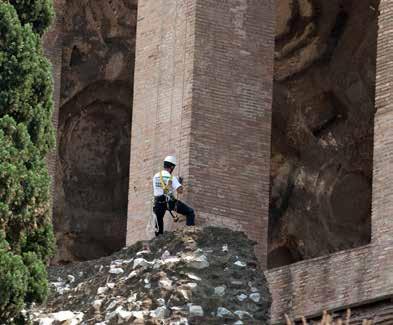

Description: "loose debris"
29 227 271 324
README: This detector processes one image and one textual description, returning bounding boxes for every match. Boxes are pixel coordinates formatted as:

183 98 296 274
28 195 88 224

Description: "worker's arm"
172 176 183 194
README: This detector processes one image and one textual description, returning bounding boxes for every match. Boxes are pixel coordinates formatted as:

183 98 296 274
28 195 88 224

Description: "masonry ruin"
268 0 378 268
44 0 393 323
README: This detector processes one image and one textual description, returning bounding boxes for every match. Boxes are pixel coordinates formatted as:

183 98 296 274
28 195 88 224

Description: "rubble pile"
29 227 271 324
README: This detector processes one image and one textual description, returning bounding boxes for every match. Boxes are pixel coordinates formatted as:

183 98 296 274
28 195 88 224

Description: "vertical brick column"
372 0 393 244
127 0 196 243
127 0 274 265
189 0 274 264
43 0 65 199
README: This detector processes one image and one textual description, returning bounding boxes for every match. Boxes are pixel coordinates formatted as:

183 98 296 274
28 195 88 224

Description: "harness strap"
159 171 173 195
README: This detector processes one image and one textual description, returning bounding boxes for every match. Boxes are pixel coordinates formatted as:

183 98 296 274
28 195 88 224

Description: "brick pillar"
127 0 274 265
372 0 393 244
43 0 65 199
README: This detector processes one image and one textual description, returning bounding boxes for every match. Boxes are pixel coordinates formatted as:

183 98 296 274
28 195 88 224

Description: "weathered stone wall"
52 0 137 263
267 0 393 322
43 0 66 200
269 0 379 267
127 0 274 263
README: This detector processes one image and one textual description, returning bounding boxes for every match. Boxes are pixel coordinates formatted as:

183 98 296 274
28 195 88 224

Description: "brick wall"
267 1 393 323
127 0 275 265
42 0 65 199
127 0 196 244
188 0 274 264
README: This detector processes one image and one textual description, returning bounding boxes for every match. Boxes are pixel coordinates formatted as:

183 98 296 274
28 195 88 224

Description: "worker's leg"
153 200 167 236
174 200 195 226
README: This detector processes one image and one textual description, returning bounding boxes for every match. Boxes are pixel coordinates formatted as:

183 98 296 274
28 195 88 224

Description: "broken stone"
216 307 234 318
67 275 75 283
222 244 228 252
189 305 204 317
131 311 144 320
109 267 124 275
38 318 53 325
136 249 151 256
182 254 209 269
150 306 167 319
186 282 197 290
107 283 115 289
214 286 226 296
237 294 248 302
234 310 253 320
186 273 201 281
93 299 103 311
117 308 132 323
106 300 118 311
157 298 166 306
97 287 108 295
133 258 154 269
53 310 83 323
234 260 246 267
159 277 173 290
127 293 137 303
249 293 261 303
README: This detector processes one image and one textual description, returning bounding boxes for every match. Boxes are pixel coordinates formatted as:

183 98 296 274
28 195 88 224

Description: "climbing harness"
158 171 180 222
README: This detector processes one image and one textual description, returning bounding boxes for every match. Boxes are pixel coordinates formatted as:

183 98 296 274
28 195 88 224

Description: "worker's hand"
178 176 184 184
177 186 184 194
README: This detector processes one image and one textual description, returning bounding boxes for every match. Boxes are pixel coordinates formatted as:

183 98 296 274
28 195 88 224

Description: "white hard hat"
164 155 177 166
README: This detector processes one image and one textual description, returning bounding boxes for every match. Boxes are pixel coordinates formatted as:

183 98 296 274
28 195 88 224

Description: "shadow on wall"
52 0 137 263
268 0 379 268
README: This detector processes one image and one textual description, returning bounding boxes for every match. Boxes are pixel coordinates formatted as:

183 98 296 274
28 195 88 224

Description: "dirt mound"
28 227 271 324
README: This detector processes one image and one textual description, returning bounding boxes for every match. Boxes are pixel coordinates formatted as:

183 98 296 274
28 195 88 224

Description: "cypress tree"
0 0 55 321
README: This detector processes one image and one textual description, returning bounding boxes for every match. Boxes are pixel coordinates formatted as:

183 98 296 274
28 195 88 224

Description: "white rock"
234 310 252 320
150 306 167 319
78 271 84 277
189 305 204 317
234 261 246 267
186 282 198 290
144 277 150 284
109 267 124 275
126 270 139 279
133 258 154 269
93 299 103 311
182 254 209 269
250 287 258 293
157 298 166 306
127 293 137 303
234 321 244 325
249 293 260 303
52 311 78 322
67 275 75 283
106 300 118 311
117 308 132 322
111 259 124 266
38 317 53 325
123 258 134 264
162 256 181 264
179 288 191 301
169 318 189 325
94 322 107 325
97 287 108 295
144 283 151 289
131 311 144 320
136 250 150 256
214 286 226 296
159 277 173 290
186 273 201 281
107 283 115 289
222 244 228 252
216 307 233 318
161 250 171 260
237 294 248 302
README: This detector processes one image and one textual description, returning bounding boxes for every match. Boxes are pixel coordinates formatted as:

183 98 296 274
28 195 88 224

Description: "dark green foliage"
8 0 54 35
0 0 55 321
0 238 28 323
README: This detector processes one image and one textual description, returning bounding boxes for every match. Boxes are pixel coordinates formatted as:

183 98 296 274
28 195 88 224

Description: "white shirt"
153 170 182 197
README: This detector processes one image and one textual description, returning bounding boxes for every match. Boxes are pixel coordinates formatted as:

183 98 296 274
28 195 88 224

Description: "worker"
152 155 195 236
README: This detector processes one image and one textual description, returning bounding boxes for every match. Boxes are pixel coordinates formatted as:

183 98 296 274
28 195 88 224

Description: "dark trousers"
153 196 195 236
